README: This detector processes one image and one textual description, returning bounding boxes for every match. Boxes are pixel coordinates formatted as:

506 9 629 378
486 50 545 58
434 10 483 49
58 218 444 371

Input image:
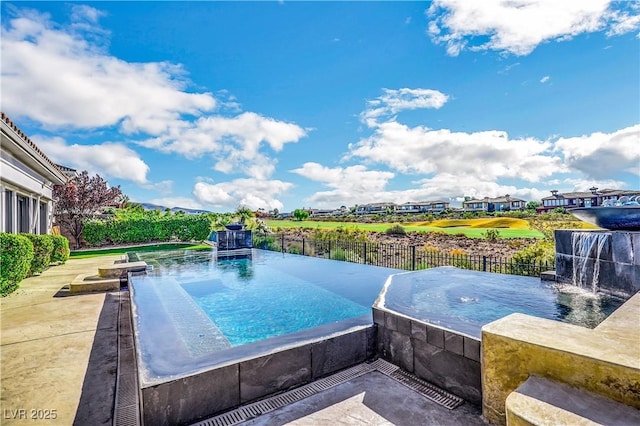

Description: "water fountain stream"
570 231 609 293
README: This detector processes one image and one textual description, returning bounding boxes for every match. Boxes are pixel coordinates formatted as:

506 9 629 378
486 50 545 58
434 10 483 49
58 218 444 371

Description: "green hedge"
1 233 34 296
83 214 211 246
50 235 70 264
22 233 54 275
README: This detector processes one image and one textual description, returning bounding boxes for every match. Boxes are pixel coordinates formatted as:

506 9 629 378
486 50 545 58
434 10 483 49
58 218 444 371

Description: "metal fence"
253 233 554 278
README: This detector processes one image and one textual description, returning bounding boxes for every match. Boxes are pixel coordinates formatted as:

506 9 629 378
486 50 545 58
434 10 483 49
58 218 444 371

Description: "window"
5 190 13 232
18 195 29 233
39 202 48 234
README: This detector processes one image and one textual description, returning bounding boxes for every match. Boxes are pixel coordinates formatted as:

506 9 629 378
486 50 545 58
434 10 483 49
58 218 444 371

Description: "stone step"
506 376 640 426
98 261 148 278
69 273 120 294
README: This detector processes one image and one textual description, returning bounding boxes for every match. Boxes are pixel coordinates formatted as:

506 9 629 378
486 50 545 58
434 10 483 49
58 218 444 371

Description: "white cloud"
412 173 550 206
32 136 150 184
554 124 640 179
70 5 105 24
137 112 307 179
141 180 174 195
291 165 552 208
290 163 396 207
540 75 550 83
559 177 628 192
362 88 449 126
146 196 204 210
428 0 640 56
1 8 216 132
193 178 294 211
347 121 562 182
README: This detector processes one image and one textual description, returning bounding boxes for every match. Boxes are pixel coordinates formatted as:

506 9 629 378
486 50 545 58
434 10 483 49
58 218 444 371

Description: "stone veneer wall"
373 307 482 405
554 229 640 297
140 326 376 425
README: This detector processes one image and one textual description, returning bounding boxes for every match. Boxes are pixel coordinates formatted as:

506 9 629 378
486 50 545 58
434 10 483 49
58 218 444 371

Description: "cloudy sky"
2 1 639 212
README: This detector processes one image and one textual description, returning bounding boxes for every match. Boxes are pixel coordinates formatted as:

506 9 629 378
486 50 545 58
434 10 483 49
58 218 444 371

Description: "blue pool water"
379 266 625 339
130 248 399 380
181 262 368 346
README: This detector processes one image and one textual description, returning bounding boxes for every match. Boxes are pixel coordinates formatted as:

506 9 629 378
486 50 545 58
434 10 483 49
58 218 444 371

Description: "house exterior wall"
0 114 66 234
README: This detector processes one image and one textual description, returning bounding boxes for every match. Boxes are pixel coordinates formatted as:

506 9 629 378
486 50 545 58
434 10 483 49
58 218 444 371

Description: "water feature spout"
571 231 609 293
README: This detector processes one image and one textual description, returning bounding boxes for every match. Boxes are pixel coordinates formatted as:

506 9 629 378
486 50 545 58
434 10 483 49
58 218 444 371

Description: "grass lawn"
70 242 212 258
264 218 545 238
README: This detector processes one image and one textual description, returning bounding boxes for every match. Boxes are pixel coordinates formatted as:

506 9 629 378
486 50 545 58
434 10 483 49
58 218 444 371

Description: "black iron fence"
253 233 554 277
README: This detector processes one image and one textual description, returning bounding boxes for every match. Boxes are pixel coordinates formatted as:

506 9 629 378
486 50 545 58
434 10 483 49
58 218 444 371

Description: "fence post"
328 240 331 259
281 234 285 253
482 256 487 272
411 245 416 271
363 242 367 265
302 238 305 256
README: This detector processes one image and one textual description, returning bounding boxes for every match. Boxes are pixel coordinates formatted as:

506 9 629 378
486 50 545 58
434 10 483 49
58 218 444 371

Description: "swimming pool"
130 248 399 383
378 266 625 339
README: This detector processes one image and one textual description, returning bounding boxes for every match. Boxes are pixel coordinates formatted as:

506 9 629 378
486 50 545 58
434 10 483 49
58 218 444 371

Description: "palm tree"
235 205 254 225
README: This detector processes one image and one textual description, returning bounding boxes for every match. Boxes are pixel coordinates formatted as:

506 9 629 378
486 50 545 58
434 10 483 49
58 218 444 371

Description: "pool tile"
426 325 444 349
414 339 482 405
444 331 464 356
311 329 367 378
372 308 385 326
389 330 414 373
410 320 427 342
142 363 240 425
366 326 377 360
463 337 481 362
384 312 398 331
396 315 411 335
239 346 311 403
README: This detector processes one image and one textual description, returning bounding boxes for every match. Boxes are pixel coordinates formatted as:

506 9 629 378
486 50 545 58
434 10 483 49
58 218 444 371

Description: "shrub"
509 240 555 276
1 233 34 296
21 234 54 275
483 229 501 242
50 235 70 264
83 219 109 246
81 212 212 246
330 247 347 261
385 224 406 236
286 243 302 254
511 240 555 265
254 235 279 251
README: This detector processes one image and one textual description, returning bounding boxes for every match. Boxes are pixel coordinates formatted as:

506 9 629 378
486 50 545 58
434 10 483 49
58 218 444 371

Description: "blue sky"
2 1 639 212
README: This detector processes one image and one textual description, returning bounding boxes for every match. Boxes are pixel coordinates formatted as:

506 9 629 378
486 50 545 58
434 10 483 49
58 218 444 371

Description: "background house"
0 113 67 234
462 195 526 213
539 188 640 212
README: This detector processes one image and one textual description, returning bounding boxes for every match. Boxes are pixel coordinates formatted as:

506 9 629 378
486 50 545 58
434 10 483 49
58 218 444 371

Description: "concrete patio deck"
1 256 122 425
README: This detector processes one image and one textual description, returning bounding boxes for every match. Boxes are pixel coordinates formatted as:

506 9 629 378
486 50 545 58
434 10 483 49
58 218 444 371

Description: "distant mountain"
139 202 211 214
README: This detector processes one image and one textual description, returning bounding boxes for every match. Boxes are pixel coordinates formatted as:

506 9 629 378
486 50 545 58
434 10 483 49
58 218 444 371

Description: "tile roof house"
1 112 68 234
395 201 450 214
462 194 527 213
539 188 640 212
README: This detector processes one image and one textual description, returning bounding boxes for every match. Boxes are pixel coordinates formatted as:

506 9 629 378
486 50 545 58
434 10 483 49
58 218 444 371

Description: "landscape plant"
22 233 54 275
293 209 310 221
82 210 211 246
53 171 124 249
385 224 406 235
50 235 70 264
0 233 34 296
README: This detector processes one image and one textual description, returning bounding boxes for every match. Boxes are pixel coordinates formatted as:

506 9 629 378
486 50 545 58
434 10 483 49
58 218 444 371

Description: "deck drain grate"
367 358 400 375
192 359 463 425
390 369 464 410
192 363 374 426
113 291 141 426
